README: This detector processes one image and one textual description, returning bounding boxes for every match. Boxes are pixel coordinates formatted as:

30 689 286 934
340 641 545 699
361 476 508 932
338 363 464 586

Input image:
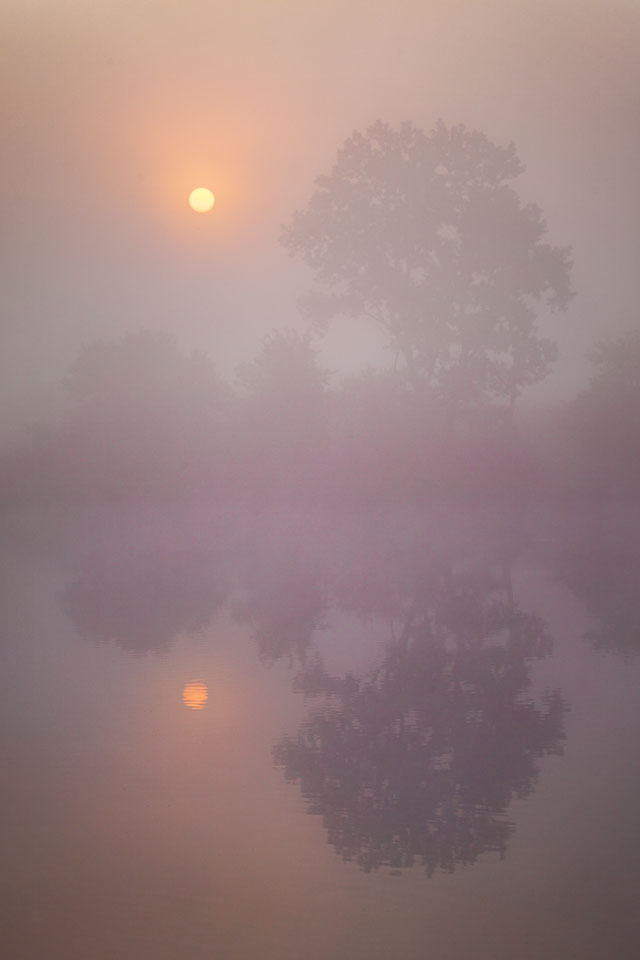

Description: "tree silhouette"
274 559 566 875
569 330 640 497
556 524 640 656
235 329 330 494
65 329 227 424
283 120 572 421
232 524 328 666
60 330 231 499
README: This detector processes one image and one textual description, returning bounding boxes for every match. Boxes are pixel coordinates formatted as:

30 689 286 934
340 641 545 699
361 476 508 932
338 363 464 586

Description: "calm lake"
2 502 639 959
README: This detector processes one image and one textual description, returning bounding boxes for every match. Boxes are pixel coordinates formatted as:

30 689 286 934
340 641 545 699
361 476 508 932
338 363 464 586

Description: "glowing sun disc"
189 187 215 213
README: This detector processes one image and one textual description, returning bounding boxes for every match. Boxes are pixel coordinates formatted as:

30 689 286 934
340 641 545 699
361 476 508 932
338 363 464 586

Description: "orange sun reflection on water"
182 680 208 711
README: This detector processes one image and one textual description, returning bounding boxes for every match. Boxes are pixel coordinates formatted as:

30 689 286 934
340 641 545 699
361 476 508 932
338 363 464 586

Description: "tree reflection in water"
555 523 640 657
62 545 228 655
275 556 566 876
233 554 328 666
59 510 567 875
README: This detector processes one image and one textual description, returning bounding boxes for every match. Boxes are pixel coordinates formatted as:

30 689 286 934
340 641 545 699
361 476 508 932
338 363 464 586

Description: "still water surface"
2 504 639 958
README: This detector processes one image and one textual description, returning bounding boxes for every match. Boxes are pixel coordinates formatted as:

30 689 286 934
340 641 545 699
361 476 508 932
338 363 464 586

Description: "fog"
2 0 639 435
2 4 640 959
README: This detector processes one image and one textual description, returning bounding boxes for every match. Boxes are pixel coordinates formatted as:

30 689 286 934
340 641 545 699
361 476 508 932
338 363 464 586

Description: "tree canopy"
283 120 573 419
275 556 565 875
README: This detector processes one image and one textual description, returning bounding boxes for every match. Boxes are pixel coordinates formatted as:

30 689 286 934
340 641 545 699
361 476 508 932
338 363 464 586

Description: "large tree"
282 120 573 420
275 556 565 875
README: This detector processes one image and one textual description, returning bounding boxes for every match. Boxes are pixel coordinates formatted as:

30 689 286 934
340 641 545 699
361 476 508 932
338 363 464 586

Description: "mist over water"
3 500 640 958
2 2 640 958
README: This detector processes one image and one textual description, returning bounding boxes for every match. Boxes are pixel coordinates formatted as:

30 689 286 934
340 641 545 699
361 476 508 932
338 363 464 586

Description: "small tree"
236 328 328 416
60 330 231 498
282 120 572 421
235 329 330 492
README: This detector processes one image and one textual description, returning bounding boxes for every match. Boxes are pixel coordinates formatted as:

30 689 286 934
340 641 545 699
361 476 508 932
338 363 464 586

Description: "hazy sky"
1 0 639 429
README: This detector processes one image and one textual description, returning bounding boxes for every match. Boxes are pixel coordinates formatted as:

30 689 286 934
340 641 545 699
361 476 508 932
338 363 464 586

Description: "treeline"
2 121 638 509
1 325 638 508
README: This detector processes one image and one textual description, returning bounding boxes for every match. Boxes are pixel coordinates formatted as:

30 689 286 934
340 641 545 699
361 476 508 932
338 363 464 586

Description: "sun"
189 187 215 213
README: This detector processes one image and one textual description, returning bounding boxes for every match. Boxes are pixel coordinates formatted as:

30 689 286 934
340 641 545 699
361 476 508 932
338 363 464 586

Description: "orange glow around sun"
182 679 208 710
189 187 215 213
